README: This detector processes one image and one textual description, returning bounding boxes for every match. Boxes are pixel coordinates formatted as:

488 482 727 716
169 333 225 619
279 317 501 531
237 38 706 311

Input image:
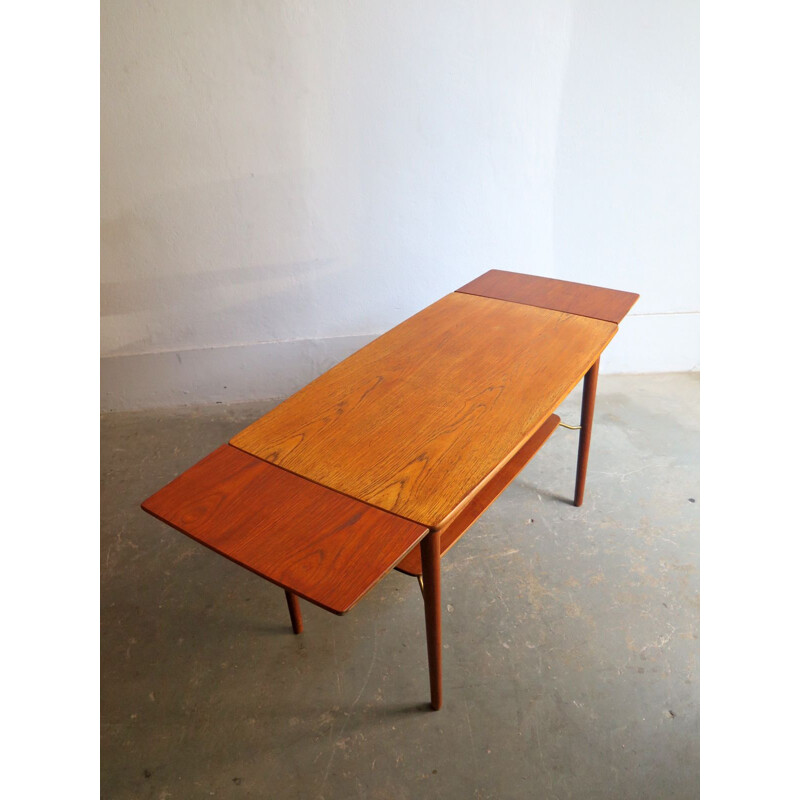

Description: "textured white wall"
101 0 698 410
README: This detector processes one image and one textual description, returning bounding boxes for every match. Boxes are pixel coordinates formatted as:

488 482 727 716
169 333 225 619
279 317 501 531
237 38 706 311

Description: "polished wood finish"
420 530 442 710
141 444 428 615
574 359 600 507
142 271 639 711
231 292 616 528
395 414 560 576
457 269 639 324
285 591 303 634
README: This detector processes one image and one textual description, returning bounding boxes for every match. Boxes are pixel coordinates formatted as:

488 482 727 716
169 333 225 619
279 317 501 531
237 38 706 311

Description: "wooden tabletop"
457 269 639 324
144 271 637 616
142 444 428 614
231 291 617 529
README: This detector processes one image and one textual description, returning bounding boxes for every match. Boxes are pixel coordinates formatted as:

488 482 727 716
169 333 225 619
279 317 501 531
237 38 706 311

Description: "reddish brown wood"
231 292 616 529
420 530 442 710
574 359 600 507
395 414 560 576
141 444 428 615
142 273 638 710
285 590 303 634
457 269 639 324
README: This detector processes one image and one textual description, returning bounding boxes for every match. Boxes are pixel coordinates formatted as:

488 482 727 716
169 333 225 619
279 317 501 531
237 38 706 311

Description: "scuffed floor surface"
101 373 699 800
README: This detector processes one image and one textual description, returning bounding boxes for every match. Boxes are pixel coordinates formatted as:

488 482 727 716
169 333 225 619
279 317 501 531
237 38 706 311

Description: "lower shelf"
394 413 561 577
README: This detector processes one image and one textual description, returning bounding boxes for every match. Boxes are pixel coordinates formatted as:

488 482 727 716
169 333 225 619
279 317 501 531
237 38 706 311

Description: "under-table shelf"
394 413 561 577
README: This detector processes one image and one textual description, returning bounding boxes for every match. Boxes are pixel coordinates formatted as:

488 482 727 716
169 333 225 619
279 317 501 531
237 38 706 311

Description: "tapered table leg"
574 358 599 507
285 590 303 634
420 529 442 710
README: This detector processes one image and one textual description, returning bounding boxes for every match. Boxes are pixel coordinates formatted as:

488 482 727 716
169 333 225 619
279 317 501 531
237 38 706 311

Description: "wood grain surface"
231 292 616 528
457 269 639 324
395 414 560 576
141 444 428 614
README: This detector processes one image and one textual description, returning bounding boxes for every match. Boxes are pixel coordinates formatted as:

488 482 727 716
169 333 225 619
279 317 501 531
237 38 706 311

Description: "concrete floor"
101 372 699 800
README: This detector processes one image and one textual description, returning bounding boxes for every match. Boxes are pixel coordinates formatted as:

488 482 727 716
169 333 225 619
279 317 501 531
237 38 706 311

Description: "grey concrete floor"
101 373 699 800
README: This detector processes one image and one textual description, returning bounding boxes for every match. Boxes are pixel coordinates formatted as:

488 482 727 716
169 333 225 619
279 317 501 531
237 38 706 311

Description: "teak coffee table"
142 270 638 710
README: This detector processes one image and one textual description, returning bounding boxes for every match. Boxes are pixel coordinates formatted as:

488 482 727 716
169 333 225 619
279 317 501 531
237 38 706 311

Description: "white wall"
101 0 698 411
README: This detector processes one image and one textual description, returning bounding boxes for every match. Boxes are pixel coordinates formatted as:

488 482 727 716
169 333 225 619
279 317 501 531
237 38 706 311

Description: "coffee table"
142 270 638 709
